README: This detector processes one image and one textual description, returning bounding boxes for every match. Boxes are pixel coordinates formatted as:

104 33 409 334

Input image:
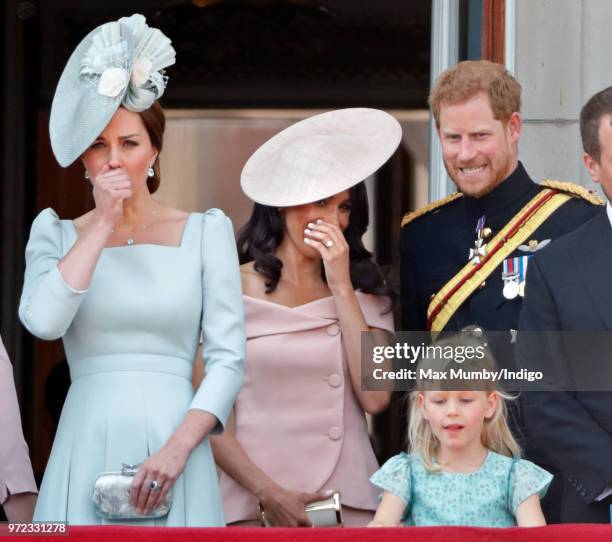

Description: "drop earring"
84 170 90 180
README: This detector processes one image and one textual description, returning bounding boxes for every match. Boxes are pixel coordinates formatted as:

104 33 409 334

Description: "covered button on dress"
19 208 245 526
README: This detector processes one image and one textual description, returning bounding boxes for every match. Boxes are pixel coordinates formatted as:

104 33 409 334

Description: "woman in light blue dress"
18 14 244 526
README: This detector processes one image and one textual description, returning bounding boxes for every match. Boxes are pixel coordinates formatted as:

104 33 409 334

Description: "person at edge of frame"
398 60 604 523
517 86 612 523
0 336 37 522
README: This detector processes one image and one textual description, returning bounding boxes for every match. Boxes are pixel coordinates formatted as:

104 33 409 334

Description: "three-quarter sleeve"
370 452 412 506
190 209 245 433
19 208 88 340
0 336 37 503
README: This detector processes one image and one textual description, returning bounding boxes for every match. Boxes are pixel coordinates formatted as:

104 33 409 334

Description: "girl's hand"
130 444 189 515
91 164 132 226
258 485 331 527
304 220 352 295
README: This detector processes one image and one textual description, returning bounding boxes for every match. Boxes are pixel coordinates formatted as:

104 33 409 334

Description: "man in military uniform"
400 60 601 336
517 87 612 523
399 61 603 522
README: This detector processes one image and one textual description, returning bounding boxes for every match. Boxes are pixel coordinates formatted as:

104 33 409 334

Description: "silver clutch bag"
92 463 172 520
259 491 344 527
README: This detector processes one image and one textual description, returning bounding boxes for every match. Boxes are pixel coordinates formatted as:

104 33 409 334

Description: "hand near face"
91 164 133 225
304 220 353 294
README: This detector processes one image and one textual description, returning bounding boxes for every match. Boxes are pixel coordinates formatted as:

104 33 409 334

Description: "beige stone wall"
513 0 612 191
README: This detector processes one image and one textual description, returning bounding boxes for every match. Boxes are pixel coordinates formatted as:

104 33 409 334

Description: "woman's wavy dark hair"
237 182 396 312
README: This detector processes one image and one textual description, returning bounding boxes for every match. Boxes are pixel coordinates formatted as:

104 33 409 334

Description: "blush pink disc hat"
240 108 402 207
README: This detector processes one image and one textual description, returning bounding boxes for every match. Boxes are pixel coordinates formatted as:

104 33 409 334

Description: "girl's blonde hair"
407 330 521 471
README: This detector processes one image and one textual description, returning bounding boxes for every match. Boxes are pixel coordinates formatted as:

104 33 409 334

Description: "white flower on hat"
78 15 175 111
130 57 152 87
98 67 129 98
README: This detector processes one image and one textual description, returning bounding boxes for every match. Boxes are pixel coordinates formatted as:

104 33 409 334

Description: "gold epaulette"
541 180 605 206
401 192 463 228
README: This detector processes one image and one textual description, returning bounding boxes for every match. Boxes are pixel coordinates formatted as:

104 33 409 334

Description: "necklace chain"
112 208 157 246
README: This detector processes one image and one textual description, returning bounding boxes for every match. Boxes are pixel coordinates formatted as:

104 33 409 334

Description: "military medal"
502 256 519 299
469 215 487 264
503 280 519 299
502 255 531 299
518 255 528 297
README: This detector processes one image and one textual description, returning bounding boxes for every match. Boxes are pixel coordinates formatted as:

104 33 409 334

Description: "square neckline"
68 212 195 250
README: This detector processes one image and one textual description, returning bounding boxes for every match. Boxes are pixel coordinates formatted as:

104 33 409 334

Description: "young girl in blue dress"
369 333 552 527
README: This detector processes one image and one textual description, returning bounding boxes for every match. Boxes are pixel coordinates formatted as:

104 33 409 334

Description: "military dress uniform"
400 162 602 334
399 161 603 523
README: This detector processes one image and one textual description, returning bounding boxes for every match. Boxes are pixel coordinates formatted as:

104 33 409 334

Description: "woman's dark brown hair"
137 101 165 193
237 182 397 311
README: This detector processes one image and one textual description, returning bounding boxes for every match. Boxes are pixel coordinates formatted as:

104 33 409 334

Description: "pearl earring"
147 166 155 178
84 170 90 180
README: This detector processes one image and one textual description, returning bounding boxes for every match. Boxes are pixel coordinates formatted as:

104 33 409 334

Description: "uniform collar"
463 162 537 219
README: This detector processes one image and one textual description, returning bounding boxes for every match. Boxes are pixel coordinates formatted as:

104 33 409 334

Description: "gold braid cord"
541 180 605 206
427 189 572 332
401 192 463 228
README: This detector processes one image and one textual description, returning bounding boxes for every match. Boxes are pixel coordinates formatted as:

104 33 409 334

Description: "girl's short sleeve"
508 459 553 512
370 452 412 505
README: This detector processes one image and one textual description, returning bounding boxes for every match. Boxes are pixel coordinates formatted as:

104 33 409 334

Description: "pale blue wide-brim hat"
240 108 403 207
49 14 176 167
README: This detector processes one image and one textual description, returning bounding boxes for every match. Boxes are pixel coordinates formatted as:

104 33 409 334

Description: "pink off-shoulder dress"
220 291 394 526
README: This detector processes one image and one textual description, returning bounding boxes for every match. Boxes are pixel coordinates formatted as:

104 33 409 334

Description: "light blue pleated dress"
19 208 245 526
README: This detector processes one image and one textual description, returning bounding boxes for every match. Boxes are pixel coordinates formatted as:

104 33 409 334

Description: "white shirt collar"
607 201 612 229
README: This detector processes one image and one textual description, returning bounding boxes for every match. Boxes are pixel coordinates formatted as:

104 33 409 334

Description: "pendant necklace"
112 208 157 246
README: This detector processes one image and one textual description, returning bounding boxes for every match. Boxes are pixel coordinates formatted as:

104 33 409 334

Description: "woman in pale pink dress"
0 336 37 521
209 108 401 526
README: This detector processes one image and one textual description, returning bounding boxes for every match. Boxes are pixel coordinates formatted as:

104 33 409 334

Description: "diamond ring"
325 240 334 248
150 480 159 492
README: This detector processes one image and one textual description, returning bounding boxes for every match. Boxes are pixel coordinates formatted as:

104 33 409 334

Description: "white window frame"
428 0 516 200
